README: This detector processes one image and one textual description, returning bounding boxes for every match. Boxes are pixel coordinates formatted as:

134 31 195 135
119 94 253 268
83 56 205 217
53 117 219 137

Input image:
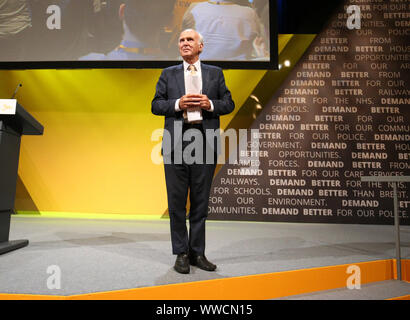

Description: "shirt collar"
183 59 201 72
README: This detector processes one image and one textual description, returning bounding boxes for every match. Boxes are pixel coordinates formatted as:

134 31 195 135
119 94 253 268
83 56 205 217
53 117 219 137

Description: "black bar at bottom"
0 300 399 318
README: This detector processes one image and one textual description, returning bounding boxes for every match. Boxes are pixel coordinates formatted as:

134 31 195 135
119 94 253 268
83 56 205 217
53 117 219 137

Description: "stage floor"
1 215 409 297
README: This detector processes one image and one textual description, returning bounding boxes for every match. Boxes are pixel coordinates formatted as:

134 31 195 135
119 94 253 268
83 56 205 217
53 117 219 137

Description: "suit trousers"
164 123 216 256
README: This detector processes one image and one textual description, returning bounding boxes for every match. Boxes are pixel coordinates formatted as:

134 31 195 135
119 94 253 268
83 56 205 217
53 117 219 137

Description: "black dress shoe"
174 253 190 274
190 255 217 271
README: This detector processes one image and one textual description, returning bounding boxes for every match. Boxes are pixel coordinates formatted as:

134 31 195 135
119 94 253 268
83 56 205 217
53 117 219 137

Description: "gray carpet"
276 280 410 300
0 215 409 297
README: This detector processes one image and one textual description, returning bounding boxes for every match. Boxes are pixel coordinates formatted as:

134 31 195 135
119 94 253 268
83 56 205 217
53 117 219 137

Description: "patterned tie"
183 64 198 121
188 64 197 75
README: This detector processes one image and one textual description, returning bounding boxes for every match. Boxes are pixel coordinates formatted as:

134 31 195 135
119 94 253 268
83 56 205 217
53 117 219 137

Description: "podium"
0 101 43 255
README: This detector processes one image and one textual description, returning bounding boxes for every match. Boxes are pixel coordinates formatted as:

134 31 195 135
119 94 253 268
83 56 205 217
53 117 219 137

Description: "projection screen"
0 0 277 69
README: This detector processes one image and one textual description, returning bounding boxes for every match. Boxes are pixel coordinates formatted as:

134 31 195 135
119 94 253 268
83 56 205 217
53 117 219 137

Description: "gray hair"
197 31 204 45
181 29 204 45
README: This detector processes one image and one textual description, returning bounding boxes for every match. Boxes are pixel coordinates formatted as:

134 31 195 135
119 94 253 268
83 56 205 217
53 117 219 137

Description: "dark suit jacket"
151 62 235 156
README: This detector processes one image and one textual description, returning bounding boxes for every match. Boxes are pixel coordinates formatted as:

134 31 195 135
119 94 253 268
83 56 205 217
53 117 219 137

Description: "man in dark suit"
152 29 234 274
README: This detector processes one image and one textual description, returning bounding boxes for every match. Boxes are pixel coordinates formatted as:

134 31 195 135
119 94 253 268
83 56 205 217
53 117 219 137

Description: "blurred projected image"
0 0 270 62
